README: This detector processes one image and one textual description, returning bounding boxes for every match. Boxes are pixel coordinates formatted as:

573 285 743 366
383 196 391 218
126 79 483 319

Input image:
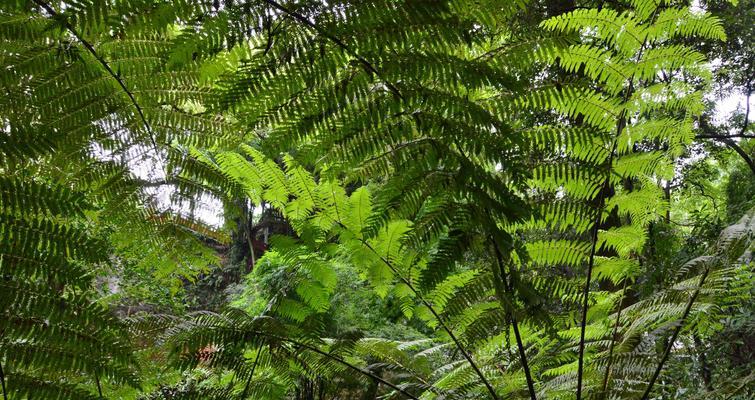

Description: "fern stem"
491 239 536 400
416 294 499 399
352 231 500 400
576 132 618 400
640 266 710 400
241 345 264 398
259 20 497 397
600 279 628 397
262 0 403 99
574 3 664 393
272 335 419 400
31 0 160 153
577 25 651 394
0 359 7 400
95 373 103 399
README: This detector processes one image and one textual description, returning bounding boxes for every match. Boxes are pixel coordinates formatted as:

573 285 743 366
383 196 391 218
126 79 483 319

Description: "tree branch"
720 138 755 176
240 200 257 270
696 134 755 140
740 76 752 138
95 372 104 399
134 178 173 188
696 77 754 176
696 132 755 176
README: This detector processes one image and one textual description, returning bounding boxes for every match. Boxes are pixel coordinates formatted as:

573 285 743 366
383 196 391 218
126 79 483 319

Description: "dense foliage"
0 0 752 399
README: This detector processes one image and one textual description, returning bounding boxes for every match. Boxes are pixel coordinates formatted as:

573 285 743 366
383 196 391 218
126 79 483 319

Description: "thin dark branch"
134 179 173 188
696 134 755 139
689 181 718 207
574 6 662 390
241 200 257 270
95 372 103 399
354 234 500 400
720 138 755 176
260 0 403 99
577 25 649 395
491 240 537 400
640 266 711 400
576 173 612 400
577 111 624 400
241 345 264 398
600 279 629 396
696 119 755 177
32 0 160 152
723 370 755 400
361 137 439 165
273 335 419 400
725 76 754 175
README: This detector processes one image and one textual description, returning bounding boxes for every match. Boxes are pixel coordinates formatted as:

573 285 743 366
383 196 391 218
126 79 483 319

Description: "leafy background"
0 0 752 399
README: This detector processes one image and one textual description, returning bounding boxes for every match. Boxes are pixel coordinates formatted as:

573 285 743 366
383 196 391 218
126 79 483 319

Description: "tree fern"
0 1 236 397
513 2 727 398
149 1 738 398
0 1 745 399
0 176 141 397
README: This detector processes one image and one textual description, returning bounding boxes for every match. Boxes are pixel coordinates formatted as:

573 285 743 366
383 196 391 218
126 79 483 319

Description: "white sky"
714 91 754 125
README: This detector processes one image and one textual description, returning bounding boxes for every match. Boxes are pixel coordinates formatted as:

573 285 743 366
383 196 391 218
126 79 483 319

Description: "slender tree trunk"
664 180 671 223
577 140 619 400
